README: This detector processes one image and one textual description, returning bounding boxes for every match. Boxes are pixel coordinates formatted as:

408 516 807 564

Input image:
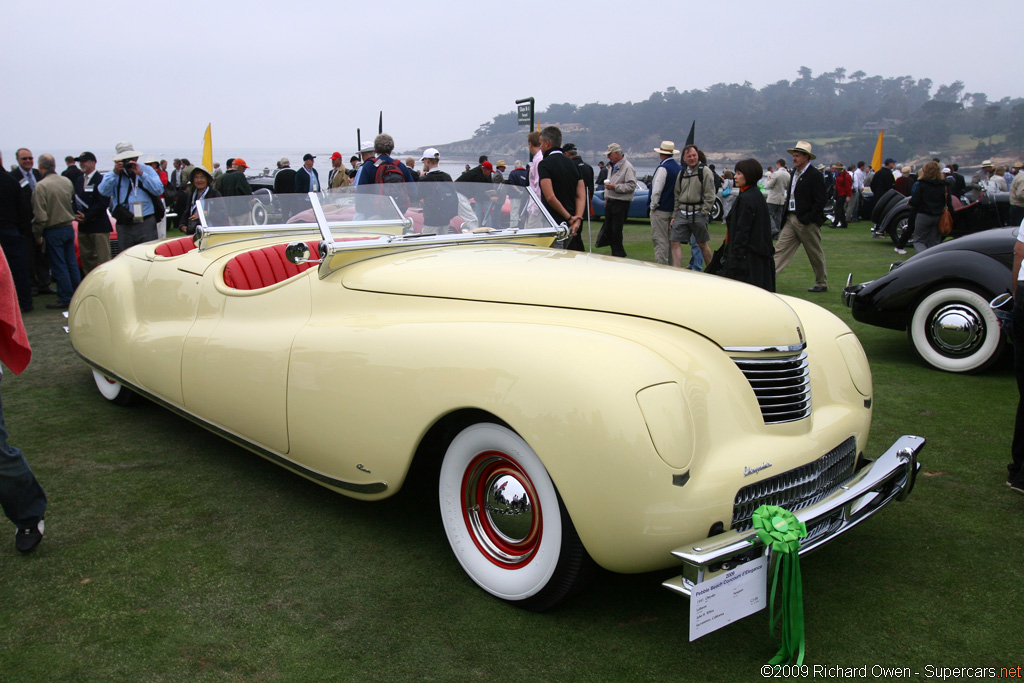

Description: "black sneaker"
15 519 44 553
1011 483 1024 496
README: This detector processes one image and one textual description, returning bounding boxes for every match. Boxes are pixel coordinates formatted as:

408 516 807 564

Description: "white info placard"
689 554 768 641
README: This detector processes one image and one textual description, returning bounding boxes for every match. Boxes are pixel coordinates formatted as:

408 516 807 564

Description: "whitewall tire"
92 369 138 406
908 287 1003 373
439 423 589 611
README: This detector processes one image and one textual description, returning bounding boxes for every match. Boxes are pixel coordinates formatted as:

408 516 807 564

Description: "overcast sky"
4 0 1017 160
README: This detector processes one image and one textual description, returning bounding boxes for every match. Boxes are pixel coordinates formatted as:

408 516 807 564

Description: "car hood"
341 245 804 349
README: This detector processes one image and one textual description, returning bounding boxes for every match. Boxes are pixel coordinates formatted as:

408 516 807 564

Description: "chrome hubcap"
462 452 541 568
929 303 985 355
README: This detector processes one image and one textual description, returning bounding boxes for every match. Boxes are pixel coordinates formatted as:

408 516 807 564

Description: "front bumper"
662 434 924 597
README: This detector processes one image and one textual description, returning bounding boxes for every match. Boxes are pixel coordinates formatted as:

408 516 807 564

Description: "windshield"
198 181 557 236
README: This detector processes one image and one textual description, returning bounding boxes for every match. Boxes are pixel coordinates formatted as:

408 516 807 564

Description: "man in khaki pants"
774 141 828 292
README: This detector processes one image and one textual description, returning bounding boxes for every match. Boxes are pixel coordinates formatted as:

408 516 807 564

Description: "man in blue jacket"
294 154 320 193
98 142 165 253
649 141 681 265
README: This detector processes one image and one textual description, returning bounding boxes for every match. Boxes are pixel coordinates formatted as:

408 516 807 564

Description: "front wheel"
710 197 724 222
92 369 139 406
439 423 590 611
908 288 1004 373
890 212 909 245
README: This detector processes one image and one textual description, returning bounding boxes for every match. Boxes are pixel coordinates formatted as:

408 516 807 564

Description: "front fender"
851 250 1010 331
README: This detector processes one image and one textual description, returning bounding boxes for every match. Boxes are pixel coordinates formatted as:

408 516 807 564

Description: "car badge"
744 462 773 477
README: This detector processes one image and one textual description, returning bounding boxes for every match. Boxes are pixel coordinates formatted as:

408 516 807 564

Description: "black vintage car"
872 187 1011 245
843 226 1016 373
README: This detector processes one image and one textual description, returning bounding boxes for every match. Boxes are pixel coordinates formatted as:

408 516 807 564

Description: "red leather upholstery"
154 236 198 257
223 241 321 290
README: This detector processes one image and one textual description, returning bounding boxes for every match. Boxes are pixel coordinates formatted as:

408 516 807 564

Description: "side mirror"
285 241 311 264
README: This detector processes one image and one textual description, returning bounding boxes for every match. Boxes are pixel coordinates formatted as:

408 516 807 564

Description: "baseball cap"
330 152 342 160
421 147 440 160
233 158 249 169
75 151 97 163
481 161 494 171
302 153 316 162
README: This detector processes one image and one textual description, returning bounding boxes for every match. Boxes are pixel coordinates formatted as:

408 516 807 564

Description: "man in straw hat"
648 141 681 265
98 142 165 252
774 141 828 292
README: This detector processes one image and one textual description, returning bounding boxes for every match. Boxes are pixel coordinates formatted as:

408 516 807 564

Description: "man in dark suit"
61 156 83 184
11 149 51 296
0 151 34 311
774 141 828 292
72 152 111 275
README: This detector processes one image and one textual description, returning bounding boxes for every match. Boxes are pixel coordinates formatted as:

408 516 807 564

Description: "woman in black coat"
721 158 775 291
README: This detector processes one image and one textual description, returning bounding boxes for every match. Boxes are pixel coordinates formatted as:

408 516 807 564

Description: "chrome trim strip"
722 342 807 353
76 354 388 495
662 435 924 597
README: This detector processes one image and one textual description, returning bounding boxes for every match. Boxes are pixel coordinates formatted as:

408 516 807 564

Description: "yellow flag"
870 131 884 172
202 124 213 172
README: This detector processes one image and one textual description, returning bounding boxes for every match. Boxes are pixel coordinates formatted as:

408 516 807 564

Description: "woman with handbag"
720 158 775 291
896 161 954 255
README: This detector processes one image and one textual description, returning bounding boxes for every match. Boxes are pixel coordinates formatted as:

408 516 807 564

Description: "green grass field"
1 222 1021 682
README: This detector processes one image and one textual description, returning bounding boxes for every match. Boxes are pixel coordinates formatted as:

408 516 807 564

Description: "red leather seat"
154 236 198 257
223 241 321 290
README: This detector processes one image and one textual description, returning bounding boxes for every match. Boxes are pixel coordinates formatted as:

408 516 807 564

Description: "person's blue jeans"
688 234 705 271
0 379 46 528
43 224 81 303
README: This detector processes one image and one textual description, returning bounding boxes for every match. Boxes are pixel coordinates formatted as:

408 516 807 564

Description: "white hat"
786 140 816 160
654 141 676 156
421 147 440 161
143 155 160 165
359 142 374 154
113 141 142 161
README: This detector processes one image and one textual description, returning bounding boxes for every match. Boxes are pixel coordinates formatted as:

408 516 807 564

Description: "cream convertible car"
68 184 923 611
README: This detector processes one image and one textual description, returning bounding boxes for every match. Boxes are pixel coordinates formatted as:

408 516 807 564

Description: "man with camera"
98 142 165 253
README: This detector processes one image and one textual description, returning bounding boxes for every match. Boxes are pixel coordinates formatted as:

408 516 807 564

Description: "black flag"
378 111 383 134
685 121 695 146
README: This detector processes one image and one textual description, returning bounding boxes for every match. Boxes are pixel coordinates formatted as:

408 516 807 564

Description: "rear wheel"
92 369 139 406
908 287 1004 373
439 423 590 611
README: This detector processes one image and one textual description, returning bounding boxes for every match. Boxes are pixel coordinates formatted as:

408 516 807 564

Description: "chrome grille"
731 437 857 531
732 351 811 424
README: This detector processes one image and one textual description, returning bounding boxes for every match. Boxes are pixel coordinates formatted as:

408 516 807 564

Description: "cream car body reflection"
68 184 922 611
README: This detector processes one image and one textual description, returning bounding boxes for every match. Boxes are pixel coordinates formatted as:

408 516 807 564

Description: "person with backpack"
669 144 715 269
353 134 416 218
418 148 458 234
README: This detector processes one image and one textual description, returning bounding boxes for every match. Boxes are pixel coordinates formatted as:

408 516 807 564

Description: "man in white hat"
599 142 636 257
417 148 456 234
648 141 681 265
98 142 166 252
774 141 828 292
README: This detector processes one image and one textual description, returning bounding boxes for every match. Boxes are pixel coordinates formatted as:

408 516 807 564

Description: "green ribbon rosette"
750 504 808 666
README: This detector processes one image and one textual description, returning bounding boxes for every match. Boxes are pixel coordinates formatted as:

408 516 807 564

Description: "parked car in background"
872 188 1011 244
843 226 1015 373
70 184 921 611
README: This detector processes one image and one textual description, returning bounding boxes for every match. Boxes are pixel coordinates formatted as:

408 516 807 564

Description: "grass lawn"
1 222 1022 682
